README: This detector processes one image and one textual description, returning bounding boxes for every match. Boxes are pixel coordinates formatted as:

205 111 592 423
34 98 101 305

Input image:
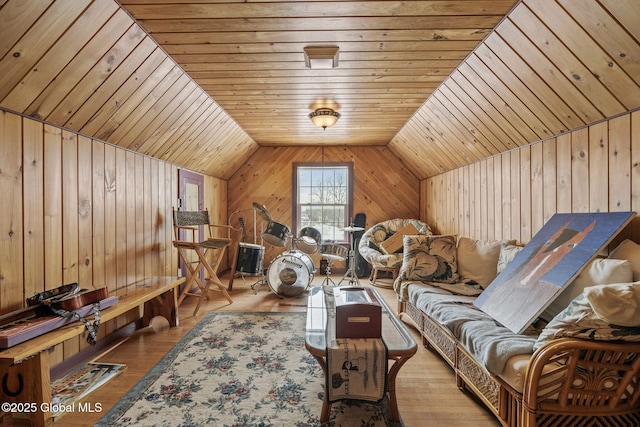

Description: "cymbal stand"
338 230 361 286
250 225 268 294
247 201 273 294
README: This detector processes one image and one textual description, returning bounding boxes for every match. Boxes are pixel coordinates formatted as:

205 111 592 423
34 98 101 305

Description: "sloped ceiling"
1 1 639 180
390 0 640 179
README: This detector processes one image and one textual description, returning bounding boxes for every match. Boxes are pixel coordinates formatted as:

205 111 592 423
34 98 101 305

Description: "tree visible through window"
294 163 352 243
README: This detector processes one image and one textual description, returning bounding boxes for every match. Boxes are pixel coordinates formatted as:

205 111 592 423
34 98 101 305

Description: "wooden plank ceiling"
1 0 639 180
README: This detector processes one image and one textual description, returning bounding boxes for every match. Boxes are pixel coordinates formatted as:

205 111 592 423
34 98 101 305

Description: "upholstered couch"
394 235 640 427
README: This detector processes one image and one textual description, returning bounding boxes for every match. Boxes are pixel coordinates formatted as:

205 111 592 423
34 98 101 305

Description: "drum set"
232 202 322 298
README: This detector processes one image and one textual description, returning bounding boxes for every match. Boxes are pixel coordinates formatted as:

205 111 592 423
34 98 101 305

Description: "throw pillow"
496 243 524 274
539 258 633 322
608 239 640 281
534 291 640 351
457 237 503 289
584 282 640 327
398 235 459 284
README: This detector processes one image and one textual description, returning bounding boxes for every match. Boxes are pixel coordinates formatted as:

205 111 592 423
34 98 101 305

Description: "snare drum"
262 221 290 247
267 251 315 297
235 242 264 275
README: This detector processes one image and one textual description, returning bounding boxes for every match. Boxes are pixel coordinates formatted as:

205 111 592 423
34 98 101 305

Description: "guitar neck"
238 217 247 242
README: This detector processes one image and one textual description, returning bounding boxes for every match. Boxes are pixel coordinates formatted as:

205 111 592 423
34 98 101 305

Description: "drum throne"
320 243 348 286
172 210 234 315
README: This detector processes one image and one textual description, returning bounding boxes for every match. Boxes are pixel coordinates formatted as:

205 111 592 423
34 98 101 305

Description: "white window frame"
292 162 353 244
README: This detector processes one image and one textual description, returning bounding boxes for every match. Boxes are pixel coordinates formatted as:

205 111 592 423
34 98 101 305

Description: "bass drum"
267 251 315 297
235 242 264 275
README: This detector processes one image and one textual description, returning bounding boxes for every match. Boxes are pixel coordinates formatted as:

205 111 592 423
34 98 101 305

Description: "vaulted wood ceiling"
1 1 639 180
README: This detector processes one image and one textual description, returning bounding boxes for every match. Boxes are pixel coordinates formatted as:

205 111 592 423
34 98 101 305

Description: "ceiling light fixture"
309 108 341 130
303 46 339 69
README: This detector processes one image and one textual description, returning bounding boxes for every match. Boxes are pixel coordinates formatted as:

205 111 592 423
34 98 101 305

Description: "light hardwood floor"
7 273 501 427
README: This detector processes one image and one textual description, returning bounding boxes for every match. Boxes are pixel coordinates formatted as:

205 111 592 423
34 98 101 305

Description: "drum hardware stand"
250 270 268 294
245 236 268 294
338 226 364 286
321 259 336 286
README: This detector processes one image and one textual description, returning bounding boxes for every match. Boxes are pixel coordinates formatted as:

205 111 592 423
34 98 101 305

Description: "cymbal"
342 226 365 232
252 202 273 222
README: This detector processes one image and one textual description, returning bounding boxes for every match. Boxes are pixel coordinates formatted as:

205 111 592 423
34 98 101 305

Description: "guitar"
46 287 110 311
28 284 109 311
238 216 248 243
26 283 80 306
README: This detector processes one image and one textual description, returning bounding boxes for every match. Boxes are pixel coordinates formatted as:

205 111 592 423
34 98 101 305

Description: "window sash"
293 163 353 243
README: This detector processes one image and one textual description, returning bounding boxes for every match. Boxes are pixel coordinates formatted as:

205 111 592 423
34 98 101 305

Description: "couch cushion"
585 282 640 327
609 239 640 281
456 319 536 375
534 288 640 351
457 237 503 289
398 235 459 284
410 283 536 375
499 354 565 396
540 258 633 322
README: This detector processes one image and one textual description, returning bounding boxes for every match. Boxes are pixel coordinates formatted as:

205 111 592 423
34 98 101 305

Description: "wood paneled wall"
0 109 225 367
423 109 640 245
228 145 421 266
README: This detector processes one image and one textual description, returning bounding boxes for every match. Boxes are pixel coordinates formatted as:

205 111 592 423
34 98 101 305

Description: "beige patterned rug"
95 312 401 426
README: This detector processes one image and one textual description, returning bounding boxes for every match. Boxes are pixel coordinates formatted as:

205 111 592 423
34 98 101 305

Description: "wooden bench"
0 276 184 427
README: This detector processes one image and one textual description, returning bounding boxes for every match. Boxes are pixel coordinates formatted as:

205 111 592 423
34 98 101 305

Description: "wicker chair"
358 218 431 286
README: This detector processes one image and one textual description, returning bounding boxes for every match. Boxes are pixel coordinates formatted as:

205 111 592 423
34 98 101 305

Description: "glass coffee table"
305 286 417 423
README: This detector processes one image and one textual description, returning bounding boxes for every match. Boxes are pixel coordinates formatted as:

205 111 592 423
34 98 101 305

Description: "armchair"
358 218 431 286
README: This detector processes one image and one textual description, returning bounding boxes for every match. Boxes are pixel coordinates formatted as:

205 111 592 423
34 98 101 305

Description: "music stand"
338 225 364 286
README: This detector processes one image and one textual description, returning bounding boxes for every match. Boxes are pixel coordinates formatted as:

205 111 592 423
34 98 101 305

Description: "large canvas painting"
474 212 635 334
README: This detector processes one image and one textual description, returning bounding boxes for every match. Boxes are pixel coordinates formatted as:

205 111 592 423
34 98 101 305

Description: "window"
293 163 353 243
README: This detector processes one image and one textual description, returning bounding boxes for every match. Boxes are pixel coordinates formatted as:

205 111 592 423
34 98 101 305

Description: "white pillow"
585 282 640 327
456 237 503 289
609 239 640 281
540 258 633 321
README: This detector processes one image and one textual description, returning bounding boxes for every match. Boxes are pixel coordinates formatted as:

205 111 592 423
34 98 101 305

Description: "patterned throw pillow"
398 235 459 284
496 243 524 274
534 291 640 351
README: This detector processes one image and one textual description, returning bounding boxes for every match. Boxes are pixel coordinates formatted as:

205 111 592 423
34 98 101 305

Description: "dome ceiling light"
309 108 341 130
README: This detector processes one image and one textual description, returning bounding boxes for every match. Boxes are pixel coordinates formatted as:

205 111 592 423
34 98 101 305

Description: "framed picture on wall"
474 211 635 334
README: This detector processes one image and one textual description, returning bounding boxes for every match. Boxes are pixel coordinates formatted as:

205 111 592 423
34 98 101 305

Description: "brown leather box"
333 286 382 338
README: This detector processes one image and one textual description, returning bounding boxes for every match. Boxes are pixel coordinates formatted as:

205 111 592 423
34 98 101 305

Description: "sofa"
394 234 640 427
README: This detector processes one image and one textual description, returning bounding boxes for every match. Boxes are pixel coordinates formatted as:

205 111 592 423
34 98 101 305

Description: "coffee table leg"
388 355 411 422
311 354 332 423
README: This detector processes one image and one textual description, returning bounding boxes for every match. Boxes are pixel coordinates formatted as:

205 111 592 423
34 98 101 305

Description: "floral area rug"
95 312 401 427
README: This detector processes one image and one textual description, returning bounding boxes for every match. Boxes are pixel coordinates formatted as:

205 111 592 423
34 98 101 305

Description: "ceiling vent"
304 46 339 69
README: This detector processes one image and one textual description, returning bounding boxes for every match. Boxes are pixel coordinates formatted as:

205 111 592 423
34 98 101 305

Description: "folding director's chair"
172 210 234 315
